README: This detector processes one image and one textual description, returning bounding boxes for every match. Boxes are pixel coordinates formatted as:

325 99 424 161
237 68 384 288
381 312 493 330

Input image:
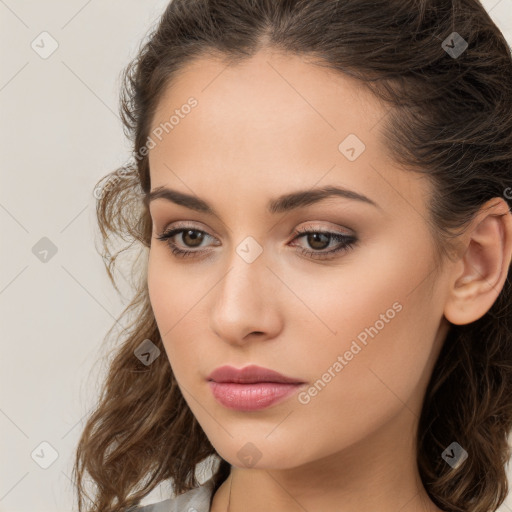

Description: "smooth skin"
146 49 512 512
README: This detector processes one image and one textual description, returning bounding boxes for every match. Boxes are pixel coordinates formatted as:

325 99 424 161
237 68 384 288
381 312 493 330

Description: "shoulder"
130 475 216 512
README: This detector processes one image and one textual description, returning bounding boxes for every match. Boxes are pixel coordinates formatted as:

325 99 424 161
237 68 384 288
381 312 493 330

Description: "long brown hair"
72 1 512 511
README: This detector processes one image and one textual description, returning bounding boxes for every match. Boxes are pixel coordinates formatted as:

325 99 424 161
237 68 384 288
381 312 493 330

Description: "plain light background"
1 1 511 511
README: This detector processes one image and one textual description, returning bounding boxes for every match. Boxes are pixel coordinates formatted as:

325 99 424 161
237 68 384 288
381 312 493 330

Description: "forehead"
147 50 431 219
150 49 383 140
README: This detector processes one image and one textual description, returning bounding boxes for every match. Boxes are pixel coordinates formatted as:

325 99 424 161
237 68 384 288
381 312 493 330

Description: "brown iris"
306 232 331 250
181 229 205 247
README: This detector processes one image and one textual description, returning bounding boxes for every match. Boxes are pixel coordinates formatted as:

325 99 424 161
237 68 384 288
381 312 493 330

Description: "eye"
155 225 218 258
155 224 357 260
290 226 357 260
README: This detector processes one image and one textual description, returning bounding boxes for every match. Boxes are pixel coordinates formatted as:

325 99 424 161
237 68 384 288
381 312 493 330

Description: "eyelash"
155 224 357 261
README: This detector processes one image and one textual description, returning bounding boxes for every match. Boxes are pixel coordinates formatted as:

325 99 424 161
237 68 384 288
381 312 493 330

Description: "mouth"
206 364 306 411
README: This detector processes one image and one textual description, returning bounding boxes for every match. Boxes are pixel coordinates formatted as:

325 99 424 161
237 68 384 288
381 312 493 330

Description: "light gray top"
132 475 216 512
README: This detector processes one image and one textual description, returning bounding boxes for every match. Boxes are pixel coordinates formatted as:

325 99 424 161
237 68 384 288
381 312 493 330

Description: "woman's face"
146 50 453 470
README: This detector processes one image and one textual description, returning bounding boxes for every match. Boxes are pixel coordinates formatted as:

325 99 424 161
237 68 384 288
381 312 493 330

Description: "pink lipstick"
206 364 306 411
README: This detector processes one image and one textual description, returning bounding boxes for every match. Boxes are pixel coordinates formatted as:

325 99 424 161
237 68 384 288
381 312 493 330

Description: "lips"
208 381 303 411
207 364 305 384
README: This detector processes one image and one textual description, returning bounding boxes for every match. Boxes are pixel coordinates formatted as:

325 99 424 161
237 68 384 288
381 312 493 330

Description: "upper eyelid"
158 221 216 237
158 220 351 234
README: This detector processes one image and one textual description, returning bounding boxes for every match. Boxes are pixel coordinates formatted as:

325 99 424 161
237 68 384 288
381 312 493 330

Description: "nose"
209 249 283 346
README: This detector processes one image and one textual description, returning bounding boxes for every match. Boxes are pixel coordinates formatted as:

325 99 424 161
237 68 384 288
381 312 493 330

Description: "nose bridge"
209 239 281 342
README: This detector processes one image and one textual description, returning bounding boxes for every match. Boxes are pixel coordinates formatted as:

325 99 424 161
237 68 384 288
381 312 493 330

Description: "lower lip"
208 381 304 411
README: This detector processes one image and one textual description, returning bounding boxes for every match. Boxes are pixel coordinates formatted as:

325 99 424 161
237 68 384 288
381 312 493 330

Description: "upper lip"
207 364 305 384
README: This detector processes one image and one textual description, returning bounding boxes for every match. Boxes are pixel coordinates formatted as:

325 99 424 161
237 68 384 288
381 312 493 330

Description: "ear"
443 197 512 326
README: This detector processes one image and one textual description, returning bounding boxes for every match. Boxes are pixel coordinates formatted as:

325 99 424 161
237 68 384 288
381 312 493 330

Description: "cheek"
147 250 199 329
301 249 439 436
147 251 210 376
147 252 174 329
147 253 184 362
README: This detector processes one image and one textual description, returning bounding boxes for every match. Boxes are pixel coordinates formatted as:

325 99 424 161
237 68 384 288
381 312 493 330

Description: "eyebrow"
145 185 381 215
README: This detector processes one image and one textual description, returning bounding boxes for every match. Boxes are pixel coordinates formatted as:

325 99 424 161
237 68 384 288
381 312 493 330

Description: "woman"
73 1 512 511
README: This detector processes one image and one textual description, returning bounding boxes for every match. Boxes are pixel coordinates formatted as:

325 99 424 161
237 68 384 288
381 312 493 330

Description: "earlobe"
443 198 512 326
